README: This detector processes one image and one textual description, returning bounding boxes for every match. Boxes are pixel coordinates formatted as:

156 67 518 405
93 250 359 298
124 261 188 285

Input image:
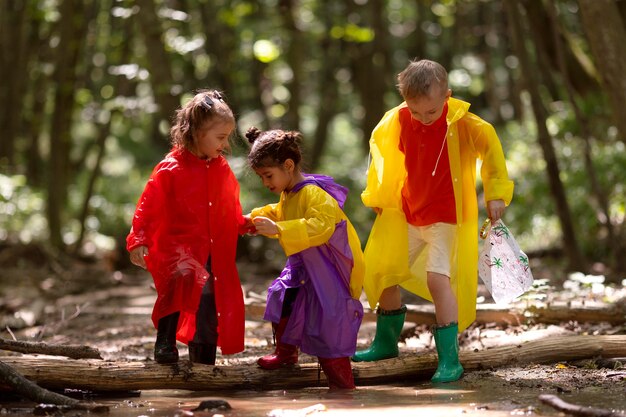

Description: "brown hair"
245 127 302 169
169 89 234 151
397 59 448 100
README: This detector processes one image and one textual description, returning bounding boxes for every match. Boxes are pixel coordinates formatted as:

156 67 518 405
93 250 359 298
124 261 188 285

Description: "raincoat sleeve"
361 105 405 210
250 203 280 222
276 188 338 257
126 166 167 251
468 117 514 205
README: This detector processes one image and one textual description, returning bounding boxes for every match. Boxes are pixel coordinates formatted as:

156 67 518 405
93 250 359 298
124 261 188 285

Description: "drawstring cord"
431 125 450 177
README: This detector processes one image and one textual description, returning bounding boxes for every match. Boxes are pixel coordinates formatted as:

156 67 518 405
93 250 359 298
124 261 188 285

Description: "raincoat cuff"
484 179 514 206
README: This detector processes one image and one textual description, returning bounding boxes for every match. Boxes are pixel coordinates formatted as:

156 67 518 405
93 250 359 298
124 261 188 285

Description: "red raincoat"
126 148 245 354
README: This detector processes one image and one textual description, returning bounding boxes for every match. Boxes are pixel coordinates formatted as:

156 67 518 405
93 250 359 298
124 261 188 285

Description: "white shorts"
408 222 456 277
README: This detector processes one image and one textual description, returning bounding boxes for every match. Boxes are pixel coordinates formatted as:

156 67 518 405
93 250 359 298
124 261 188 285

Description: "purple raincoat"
262 175 364 358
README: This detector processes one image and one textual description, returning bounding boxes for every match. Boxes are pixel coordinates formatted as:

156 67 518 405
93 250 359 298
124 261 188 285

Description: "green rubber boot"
431 322 464 383
352 306 406 362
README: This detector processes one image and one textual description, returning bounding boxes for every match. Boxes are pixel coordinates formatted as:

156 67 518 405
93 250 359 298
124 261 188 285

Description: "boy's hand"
487 199 506 222
252 216 279 236
130 246 148 269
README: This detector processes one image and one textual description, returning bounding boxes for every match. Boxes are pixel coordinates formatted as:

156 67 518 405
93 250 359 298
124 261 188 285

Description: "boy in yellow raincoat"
352 59 514 383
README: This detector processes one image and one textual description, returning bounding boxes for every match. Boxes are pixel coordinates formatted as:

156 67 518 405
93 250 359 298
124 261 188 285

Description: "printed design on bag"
487 256 504 269
492 223 510 239
518 254 530 272
478 219 534 304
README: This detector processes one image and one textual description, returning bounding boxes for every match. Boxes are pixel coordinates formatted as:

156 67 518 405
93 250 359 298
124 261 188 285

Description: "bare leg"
378 285 402 310
427 272 457 325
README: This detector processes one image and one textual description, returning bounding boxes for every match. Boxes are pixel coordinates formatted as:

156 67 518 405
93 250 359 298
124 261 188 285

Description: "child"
353 59 514 383
245 126 364 390
127 90 249 365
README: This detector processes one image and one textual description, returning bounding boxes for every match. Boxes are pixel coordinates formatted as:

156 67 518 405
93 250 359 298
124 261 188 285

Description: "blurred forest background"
1 0 625 285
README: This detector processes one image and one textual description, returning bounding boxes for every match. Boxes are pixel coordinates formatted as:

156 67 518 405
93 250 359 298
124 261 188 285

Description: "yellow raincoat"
361 97 514 331
251 183 364 299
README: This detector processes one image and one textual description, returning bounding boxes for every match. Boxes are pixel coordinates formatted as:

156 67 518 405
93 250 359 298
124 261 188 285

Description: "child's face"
405 87 451 126
193 120 234 160
254 161 294 195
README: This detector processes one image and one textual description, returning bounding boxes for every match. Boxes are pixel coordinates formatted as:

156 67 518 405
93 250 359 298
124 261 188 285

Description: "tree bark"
578 0 626 145
504 0 586 272
1 335 624 391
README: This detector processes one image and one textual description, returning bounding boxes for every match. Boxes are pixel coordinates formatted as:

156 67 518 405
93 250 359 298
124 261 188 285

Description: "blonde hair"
397 59 448 100
169 89 234 151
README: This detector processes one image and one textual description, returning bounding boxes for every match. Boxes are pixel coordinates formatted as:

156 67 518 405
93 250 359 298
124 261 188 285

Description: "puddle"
5 380 622 417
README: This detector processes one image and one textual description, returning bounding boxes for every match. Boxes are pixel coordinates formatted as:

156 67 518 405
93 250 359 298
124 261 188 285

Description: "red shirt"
127 148 245 354
398 104 456 226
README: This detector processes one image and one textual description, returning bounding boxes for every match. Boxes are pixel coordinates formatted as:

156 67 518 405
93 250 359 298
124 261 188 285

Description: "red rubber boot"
257 317 298 370
319 357 356 390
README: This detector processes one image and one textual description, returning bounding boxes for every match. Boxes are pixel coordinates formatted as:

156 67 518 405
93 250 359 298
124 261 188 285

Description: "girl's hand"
487 199 506 222
252 216 279 236
241 214 257 235
130 246 148 269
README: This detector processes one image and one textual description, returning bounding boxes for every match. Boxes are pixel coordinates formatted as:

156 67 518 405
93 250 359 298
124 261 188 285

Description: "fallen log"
247 302 626 327
539 394 625 417
0 337 102 359
0 335 624 391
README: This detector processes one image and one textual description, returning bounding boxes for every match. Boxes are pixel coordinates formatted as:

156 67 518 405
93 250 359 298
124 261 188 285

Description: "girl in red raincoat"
127 90 249 365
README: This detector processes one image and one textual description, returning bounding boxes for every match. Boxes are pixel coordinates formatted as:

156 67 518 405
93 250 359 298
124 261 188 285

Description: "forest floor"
0 242 625 416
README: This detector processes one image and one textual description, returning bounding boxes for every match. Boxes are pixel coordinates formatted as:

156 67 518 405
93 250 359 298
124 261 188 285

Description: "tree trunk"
1 335 624 391
134 0 180 151
47 0 89 249
504 0 586 272
0 0 29 168
543 0 616 273
348 0 390 153
578 0 626 145
278 0 303 132
310 1 342 170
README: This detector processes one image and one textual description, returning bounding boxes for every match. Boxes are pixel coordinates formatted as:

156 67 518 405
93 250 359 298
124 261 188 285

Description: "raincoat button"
300 280 305 284
454 178 458 182
209 202 213 207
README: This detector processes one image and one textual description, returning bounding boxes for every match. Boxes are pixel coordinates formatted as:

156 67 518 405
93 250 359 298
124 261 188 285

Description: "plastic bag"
478 219 533 304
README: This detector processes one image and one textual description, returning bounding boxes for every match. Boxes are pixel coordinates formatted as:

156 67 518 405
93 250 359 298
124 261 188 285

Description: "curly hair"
169 89 234 151
245 127 302 169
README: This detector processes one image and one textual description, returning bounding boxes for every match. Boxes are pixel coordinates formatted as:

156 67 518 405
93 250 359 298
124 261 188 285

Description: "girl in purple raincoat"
245 126 364 390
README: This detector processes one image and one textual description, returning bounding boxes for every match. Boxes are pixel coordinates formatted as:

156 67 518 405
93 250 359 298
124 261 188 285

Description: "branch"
0 337 102 359
0 359 108 412
539 394 625 417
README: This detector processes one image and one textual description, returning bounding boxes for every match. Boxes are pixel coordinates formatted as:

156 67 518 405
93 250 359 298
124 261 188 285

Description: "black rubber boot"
189 342 217 365
154 312 180 364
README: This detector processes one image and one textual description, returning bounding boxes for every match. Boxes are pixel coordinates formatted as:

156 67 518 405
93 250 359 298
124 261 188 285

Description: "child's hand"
487 199 506 222
241 214 257 235
252 216 279 236
130 246 148 269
